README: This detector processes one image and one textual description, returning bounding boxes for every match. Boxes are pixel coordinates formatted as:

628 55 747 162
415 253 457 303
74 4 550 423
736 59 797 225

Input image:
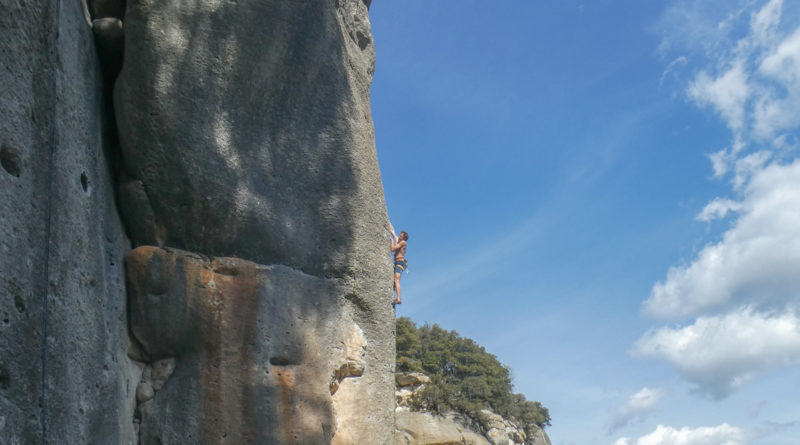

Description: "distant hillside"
396 317 551 434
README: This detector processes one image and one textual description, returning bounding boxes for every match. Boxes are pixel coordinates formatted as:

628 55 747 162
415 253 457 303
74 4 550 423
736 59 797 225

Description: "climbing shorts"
394 259 407 274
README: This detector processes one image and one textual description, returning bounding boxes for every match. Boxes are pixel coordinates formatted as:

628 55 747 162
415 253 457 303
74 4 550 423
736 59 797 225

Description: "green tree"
395 317 551 429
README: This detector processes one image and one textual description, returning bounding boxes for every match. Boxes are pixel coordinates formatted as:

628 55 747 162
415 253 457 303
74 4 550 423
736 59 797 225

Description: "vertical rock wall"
0 0 139 443
2 0 392 443
114 0 395 443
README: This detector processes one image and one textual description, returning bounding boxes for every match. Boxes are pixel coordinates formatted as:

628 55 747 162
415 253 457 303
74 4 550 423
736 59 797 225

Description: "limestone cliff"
1 0 394 443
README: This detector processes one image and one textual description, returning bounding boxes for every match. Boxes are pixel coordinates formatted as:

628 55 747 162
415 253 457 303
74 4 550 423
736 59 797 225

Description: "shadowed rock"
115 0 382 278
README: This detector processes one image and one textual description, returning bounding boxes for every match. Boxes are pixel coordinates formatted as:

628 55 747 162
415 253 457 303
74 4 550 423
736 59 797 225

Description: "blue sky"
370 1 800 444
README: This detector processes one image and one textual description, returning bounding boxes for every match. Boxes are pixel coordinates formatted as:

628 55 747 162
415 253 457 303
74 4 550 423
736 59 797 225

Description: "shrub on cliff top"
395 317 551 430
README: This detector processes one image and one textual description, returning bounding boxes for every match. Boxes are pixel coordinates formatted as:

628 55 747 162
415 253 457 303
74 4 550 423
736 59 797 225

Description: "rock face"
126 246 387 443
114 0 381 278
3 0 393 443
114 0 394 443
0 0 138 443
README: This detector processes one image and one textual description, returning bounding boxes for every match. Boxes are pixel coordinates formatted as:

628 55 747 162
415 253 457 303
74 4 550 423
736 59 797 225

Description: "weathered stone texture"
394 410 551 445
127 246 389 444
0 0 138 443
395 411 490 445
393 376 551 445
115 0 394 443
4 0 393 443
115 0 382 278
526 426 552 445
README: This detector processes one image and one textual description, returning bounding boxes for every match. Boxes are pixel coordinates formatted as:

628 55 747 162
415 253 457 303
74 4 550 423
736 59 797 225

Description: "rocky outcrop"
478 410 527 445
396 372 430 409
397 372 431 387
0 1 139 443
525 426 552 445
394 373 552 445
395 410 551 445
395 411 490 445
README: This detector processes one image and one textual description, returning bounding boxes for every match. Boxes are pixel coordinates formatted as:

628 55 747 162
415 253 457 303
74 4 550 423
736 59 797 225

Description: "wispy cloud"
755 418 800 440
608 387 665 434
659 56 688 88
613 423 748 445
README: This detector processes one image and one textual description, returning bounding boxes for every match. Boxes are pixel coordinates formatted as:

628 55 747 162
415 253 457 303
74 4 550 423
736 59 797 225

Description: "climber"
389 224 408 305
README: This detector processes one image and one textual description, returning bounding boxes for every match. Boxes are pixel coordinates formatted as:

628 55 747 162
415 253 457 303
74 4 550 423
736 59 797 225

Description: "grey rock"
114 1 394 442
126 246 392 444
136 381 155 404
0 0 139 443
115 0 385 278
117 179 163 246
149 358 175 391
3 0 393 443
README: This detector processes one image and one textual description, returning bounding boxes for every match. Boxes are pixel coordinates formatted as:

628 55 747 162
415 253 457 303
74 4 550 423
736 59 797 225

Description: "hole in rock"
0 365 9 390
14 295 25 313
270 356 295 366
1 145 22 177
80 172 89 192
356 30 371 50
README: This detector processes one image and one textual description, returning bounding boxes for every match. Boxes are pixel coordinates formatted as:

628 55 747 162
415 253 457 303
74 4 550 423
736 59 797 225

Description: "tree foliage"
395 317 551 431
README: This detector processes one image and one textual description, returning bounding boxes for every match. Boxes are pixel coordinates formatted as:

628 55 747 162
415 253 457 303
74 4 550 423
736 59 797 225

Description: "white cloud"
673 0 800 152
732 150 771 188
696 198 743 222
689 63 750 132
613 424 747 445
759 26 800 82
644 160 800 319
632 307 800 398
753 27 800 139
749 0 783 48
641 0 800 412
608 387 665 434
708 148 729 177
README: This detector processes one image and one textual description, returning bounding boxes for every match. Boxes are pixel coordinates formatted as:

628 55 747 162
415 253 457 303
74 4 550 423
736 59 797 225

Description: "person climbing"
389 224 408 305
